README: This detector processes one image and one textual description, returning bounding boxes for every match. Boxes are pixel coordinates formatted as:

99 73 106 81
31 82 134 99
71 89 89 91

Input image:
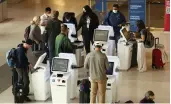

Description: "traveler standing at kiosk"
45 11 62 68
136 20 147 72
104 4 126 54
55 24 74 56
77 5 99 54
84 42 109 103
15 39 33 102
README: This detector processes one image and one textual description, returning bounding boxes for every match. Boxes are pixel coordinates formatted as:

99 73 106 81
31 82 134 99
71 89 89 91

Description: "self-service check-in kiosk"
93 25 115 56
31 53 51 101
64 23 84 68
89 56 120 103
58 53 78 99
50 57 71 103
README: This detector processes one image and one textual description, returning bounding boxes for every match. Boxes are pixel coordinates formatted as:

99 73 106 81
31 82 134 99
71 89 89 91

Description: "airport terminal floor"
0 0 170 103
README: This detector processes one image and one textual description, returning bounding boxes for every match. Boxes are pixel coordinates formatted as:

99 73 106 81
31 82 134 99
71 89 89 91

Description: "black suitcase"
128 40 138 67
13 82 25 103
79 79 90 103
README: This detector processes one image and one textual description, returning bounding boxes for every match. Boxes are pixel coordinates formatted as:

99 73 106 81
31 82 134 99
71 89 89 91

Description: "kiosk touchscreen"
106 62 114 75
120 27 130 42
94 29 109 42
51 58 70 74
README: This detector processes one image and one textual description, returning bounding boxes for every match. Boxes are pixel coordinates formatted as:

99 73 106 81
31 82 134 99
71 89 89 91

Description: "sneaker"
24 97 31 102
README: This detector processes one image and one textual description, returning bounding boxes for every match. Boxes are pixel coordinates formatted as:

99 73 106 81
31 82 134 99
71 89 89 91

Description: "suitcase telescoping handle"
155 37 159 48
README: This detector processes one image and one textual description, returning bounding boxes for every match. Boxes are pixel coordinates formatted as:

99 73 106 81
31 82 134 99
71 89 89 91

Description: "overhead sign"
129 0 146 32
95 0 107 12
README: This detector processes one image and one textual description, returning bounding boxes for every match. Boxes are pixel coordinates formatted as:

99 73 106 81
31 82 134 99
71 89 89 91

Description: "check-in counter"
0 0 7 22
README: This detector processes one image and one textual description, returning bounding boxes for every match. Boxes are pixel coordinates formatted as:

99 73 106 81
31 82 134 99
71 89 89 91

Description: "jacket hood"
83 5 92 13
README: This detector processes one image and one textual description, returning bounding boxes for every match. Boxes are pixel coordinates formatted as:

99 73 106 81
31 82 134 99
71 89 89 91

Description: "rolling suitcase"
14 81 25 103
152 38 165 69
79 79 90 103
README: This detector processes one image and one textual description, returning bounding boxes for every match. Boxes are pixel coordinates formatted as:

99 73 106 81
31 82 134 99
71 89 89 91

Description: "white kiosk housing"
64 23 77 42
31 53 51 101
94 25 115 56
50 57 71 103
118 27 133 70
59 53 78 99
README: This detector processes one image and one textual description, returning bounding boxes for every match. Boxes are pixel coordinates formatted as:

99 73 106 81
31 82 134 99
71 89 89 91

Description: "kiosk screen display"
94 30 109 41
52 58 69 72
121 28 130 41
106 62 114 75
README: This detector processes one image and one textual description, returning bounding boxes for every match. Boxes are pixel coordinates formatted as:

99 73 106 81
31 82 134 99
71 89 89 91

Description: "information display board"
129 0 146 32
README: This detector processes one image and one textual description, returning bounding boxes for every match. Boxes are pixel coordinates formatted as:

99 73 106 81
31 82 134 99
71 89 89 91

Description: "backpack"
6 48 17 68
142 29 155 48
24 25 31 40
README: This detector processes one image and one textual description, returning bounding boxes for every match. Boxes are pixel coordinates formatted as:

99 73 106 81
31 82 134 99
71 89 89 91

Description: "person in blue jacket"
104 4 126 54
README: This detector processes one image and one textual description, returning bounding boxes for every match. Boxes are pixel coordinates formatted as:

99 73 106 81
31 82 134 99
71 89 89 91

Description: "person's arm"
103 12 110 25
84 54 90 69
76 15 84 31
62 38 74 53
18 48 29 68
104 55 109 70
118 13 126 27
140 29 146 41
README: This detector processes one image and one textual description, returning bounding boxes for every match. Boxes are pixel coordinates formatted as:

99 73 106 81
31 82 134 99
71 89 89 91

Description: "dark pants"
48 42 55 74
82 35 94 55
114 35 121 54
12 68 18 94
16 68 30 98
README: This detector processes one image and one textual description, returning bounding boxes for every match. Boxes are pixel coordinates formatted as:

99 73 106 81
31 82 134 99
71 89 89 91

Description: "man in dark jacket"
77 5 99 54
15 39 33 102
45 10 62 69
104 4 126 54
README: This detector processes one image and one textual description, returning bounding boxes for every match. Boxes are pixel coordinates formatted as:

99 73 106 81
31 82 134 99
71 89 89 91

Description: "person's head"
65 12 71 21
83 5 92 14
145 91 155 100
113 4 119 13
136 20 146 32
94 42 103 51
52 10 59 19
45 7 51 15
61 24 69 35
22 39 32 49
30 16 40 25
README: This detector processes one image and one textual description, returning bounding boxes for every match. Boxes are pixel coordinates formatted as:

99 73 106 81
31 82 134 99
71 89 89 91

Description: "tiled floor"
0 0 170 103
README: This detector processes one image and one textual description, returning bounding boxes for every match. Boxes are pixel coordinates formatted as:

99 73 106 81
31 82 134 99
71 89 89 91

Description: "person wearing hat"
104 4 126 54
84 41 109 103
140 91 155 103
45 10 62 69
15 39 33 102
55 24 74 56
